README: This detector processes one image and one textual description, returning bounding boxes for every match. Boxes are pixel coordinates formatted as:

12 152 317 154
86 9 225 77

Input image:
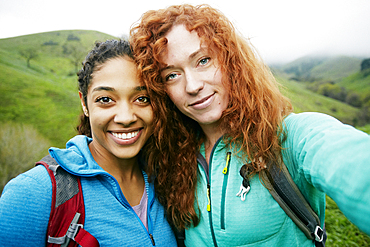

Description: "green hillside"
0 30 117 148
280 55 362 82
273 55 370 126
277 76 360 125
338 71 370 99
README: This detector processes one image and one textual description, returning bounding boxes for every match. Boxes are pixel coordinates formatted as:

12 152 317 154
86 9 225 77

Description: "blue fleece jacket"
0 135 177 247
185 112 370 246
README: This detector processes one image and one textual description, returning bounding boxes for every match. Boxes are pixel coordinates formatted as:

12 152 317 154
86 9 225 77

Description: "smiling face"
160 25 229 133
80 56 153 163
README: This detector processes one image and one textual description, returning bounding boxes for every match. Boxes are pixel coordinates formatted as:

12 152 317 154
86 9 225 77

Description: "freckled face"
80 57 153 162
160 25 229 131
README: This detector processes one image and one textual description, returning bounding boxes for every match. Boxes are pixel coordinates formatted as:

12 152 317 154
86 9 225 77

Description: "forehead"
89 57 141 90
163 25 202 60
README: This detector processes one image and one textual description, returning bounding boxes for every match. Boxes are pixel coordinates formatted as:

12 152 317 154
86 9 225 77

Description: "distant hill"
277 55 363 82
0 30 117 148
277 76 359 125
338 70 370 98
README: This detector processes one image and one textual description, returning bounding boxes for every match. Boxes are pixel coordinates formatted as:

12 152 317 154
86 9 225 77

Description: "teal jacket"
185 112 370 246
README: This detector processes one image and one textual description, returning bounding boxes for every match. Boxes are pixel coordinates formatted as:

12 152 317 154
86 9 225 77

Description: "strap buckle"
67 223 84 241
314 225 324 242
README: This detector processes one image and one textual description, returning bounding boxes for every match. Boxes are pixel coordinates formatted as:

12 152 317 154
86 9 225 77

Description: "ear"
79 91 89 117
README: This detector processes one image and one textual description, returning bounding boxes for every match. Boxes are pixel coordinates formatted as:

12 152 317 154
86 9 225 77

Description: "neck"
200 122 225 164
89 141 145 206
88 141 141 181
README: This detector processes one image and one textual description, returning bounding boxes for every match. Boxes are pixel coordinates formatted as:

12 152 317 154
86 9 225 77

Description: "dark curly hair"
76 39 133 136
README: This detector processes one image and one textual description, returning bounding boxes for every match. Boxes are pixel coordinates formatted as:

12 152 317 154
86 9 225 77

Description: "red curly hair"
130 4 293 230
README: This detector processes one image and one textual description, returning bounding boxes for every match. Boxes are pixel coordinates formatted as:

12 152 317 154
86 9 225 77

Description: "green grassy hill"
338 71 370 99
280 55 363 82
277 76 360 125
0 30 116 148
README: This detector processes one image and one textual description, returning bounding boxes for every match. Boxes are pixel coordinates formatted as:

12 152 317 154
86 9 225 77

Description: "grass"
325 197 370 247
338 71 370 99
277 76 360 125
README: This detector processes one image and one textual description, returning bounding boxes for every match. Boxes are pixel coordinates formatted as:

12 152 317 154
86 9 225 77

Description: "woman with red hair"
130 4 370 246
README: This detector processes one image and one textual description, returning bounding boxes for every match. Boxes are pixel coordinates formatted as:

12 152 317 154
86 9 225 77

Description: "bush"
0 122 50 193
346 92 362 108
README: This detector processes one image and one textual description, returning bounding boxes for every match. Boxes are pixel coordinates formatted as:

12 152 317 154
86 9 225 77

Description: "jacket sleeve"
282 112 370 235
0 165 52 246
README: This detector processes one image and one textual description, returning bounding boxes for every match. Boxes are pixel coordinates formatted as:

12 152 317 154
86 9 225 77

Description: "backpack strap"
261 160 327 247
36 155 99 247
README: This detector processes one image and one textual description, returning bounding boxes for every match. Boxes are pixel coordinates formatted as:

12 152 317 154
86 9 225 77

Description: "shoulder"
1 165 52 210
0 165 52 245
2 165 52 196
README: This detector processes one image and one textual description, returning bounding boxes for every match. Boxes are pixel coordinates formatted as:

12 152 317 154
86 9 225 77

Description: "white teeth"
112 131 139 140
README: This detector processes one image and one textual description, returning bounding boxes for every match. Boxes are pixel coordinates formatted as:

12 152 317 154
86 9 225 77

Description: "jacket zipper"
197 138 223 247
106 173 156 246
221 152 231 230
147 181 156 246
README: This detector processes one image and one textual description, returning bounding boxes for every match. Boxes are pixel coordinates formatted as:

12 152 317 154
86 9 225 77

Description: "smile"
112 130 139 140
189 93 215 110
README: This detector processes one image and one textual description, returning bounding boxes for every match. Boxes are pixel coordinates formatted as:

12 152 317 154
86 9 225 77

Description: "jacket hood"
48 135 106 177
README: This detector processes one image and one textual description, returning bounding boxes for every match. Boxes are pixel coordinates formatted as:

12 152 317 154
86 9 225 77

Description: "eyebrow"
92 86 114 92
160 48 205 72
134 86 147 91
91 86 147 92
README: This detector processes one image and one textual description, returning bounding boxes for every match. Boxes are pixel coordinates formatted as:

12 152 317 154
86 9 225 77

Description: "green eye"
199 57 210 65
166 73 178 81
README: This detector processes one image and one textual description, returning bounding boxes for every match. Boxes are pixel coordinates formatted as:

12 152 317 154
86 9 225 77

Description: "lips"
189 93 215 109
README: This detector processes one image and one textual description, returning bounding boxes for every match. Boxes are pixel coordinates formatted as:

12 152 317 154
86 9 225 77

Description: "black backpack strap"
36 155 99 247
171 226 185 247
261 161 327 247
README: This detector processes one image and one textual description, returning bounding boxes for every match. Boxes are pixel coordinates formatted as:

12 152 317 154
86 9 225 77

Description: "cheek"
166 86 183 105
88 108 109 127
143 108 154 126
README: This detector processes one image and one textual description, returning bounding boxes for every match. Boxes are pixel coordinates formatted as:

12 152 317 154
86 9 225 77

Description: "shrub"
0 122 50 193
346 92 362 108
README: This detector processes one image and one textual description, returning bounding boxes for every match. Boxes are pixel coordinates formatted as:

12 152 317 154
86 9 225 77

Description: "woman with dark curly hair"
130 4 370 246
0 39 176 246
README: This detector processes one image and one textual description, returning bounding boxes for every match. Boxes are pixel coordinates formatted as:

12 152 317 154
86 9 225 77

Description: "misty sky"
0 0 369 64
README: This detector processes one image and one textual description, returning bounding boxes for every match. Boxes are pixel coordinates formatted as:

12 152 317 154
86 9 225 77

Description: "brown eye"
96 97 113 104
136 96 150 104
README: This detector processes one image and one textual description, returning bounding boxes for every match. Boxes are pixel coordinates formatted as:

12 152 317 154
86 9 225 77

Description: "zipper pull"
222 152 232 174
207 184 211 211
149 234 155 246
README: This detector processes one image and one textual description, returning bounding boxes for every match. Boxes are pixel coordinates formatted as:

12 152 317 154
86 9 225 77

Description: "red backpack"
37 155 100 247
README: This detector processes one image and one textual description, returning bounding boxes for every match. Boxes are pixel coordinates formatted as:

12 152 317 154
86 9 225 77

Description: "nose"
185 71 204 95
114 102 137 126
